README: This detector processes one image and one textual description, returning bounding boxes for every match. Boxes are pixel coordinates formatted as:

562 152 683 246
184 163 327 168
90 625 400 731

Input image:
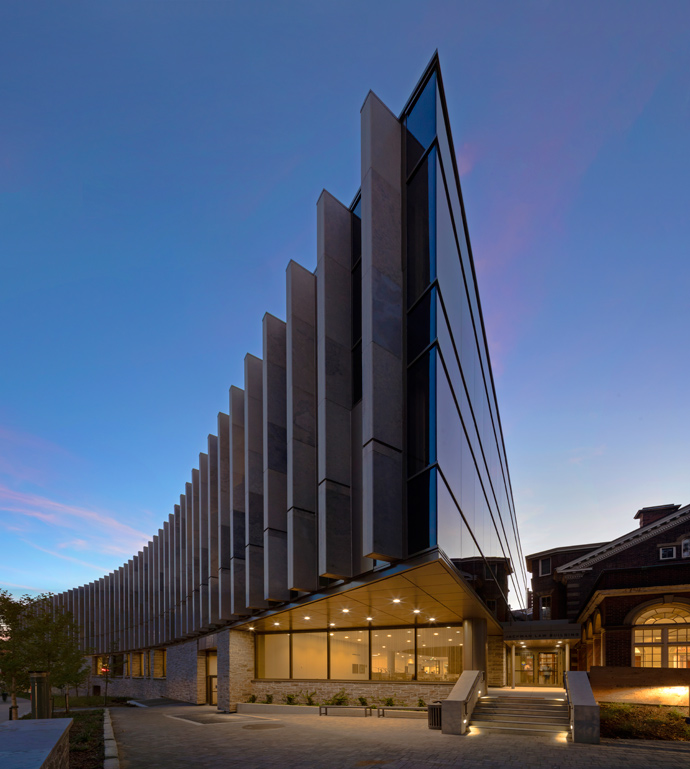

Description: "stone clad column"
245 354 268 608
360 91 404 561
263 313 290 602
286 260 319 592
317 190 353 579
463 618 488 676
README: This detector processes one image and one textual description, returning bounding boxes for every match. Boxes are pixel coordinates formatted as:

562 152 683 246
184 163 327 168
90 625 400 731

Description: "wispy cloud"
0 580 42 592
0 485 150 545
22 540 111 573
568 445 606 466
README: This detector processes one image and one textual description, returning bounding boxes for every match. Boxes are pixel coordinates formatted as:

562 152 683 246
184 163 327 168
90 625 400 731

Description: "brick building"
516 503 690 686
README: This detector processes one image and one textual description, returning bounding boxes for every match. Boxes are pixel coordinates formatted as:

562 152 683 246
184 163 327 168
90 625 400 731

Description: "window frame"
659 546 676 561
539 557 552 577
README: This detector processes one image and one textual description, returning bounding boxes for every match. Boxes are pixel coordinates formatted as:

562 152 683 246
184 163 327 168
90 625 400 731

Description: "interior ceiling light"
429 618 436 622
366 617 373 621
342 609 350 613
329 623 335 626
274 622 280 626
393 598 401 603
413 609 420 614
304 616 310 620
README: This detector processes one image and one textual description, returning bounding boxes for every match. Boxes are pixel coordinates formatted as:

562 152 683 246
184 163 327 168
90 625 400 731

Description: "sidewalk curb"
103 708 120 769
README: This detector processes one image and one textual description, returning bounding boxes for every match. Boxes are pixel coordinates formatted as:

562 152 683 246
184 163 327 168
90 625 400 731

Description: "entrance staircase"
469 694 571 736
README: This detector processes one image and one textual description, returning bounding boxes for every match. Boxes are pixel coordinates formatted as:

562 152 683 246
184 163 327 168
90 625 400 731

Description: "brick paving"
110 703 690 769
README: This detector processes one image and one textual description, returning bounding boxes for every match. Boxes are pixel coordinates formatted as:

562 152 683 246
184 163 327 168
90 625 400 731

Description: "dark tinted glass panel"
351 208 361 268
407 347 436 476
407 467 436 554
406 149 436 308
406 72 437 174
352 260 362 344
407 287 436 361
352 340 362 404
352 196 361 219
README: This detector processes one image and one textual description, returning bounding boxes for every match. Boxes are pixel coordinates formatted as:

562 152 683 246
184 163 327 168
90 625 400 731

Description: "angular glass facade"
403 66 527 610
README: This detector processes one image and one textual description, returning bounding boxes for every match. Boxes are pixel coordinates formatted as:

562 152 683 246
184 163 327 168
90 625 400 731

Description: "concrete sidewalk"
0 699 33 723
110 702 690 769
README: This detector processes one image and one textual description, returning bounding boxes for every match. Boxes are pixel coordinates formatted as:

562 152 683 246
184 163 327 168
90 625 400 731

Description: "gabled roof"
525 543 607 570
557 503 690 574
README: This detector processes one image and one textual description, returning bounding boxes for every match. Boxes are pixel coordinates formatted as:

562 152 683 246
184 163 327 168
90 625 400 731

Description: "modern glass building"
52 54 527 707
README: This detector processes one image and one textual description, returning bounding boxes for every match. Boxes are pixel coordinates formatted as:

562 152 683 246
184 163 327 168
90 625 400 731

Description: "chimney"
634 504 680 528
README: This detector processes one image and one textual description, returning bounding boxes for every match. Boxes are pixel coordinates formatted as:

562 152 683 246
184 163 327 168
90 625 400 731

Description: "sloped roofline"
557 503 690 573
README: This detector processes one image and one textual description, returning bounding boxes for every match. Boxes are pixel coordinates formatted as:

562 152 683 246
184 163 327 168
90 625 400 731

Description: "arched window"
632 603 690 668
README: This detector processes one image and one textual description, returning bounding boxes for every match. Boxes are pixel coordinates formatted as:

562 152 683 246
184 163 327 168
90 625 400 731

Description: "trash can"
427 701 442 730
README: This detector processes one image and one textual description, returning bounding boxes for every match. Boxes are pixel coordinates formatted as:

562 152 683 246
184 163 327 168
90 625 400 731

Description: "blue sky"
1 1 689 599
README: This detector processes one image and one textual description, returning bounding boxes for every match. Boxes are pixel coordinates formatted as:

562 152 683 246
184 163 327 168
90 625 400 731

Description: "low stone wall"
0 718 72 769
249 680 454 706
92 676 167 700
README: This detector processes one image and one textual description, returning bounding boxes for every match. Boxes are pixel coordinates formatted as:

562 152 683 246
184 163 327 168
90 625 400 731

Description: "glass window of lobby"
49 54 526 705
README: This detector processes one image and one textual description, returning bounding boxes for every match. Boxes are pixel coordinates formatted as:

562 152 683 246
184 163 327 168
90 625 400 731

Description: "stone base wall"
90 675 167 699
487 637 506 687
167 638 206 704
249 680 455 706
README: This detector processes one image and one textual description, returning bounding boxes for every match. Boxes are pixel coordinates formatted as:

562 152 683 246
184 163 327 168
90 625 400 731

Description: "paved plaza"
110 702 690 769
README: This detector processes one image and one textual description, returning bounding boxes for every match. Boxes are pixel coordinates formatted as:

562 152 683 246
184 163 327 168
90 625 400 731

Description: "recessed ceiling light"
274 622 279 626
429 618 436 622
387 634 391 637
342 609 349 613
393 599 401 603
434 632 438 636
413 609 420 614
357 638 362 641
406 640 411 643
304 616 310 620
329 623 335 626
382 645 386 648
366 617 373 621
330 633 334 636
249 626 254 630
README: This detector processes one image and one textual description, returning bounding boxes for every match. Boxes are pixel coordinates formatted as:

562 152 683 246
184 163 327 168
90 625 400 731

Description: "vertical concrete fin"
185 481 194 632
217 411 235 620
178 495 187 637
263 313 290 602
191 468 201 631
207 433 220 625
244 354 269 609
286 260 319 592
199 452 210 629
229 386 249 616
317 189 354 578
361 90 404 561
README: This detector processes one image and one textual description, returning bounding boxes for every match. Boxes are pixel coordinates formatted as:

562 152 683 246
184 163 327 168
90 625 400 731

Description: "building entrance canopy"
236 552 501 634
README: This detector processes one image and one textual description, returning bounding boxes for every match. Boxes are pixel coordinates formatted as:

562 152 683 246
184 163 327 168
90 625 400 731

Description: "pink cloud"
0 485 150 554
21 541 110 573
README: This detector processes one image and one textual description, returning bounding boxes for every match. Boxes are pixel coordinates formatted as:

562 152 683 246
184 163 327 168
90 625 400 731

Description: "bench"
376 706 428 718
318 705 373 717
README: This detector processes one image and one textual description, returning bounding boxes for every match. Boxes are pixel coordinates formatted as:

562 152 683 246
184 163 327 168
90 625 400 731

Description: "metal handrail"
463 670 485 720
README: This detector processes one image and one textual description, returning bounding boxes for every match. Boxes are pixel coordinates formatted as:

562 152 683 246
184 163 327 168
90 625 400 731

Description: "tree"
0 590 89 717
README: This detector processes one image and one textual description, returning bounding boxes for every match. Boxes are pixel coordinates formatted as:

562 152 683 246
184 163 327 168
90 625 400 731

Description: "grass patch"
600 702 690 741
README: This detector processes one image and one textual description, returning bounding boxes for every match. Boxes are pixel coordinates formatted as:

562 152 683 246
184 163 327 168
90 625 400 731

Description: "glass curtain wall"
403 64 527 610
256 628 463 682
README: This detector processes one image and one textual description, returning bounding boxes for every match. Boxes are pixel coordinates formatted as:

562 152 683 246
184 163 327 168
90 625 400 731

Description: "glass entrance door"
515 649 534 685
207 675 217 705
514 648 561 685
537 653 557 686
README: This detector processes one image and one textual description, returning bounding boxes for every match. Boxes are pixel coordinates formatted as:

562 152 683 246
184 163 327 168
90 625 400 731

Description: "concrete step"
472 712 569 725
479 696 566 706
470 721 571 736
474 706 569 717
